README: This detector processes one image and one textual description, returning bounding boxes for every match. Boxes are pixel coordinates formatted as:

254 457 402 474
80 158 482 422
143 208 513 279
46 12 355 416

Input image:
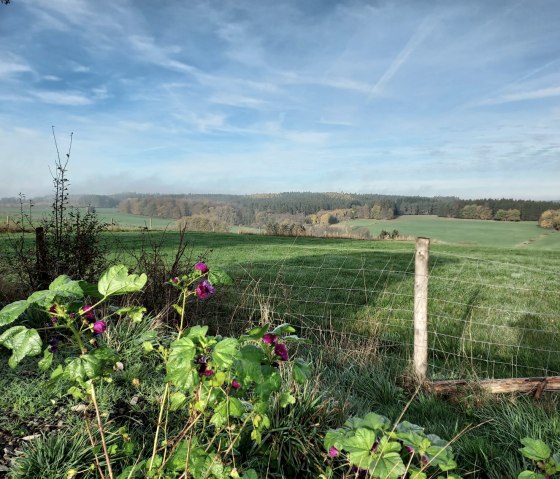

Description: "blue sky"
1 0 559 200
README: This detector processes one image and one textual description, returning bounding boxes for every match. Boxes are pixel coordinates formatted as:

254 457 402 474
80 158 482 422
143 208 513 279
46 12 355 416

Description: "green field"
97 230 560 380
335 215 560 249
1 206 174 229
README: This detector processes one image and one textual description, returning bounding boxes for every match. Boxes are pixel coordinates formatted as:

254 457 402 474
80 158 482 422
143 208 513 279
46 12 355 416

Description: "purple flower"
421 455 429 465
196 280 216 299
231 379 241 390
350 466 368 477
171 277 179 284
81 305 95 321
194 261 209 274
262 333 278 345
371 439 379 452
93 320 107 334
195 355 208 365
274 343 289 361
49 304 58 323
405 446 415 455
203 369 215 378
48 338 58 353
328 446 338 458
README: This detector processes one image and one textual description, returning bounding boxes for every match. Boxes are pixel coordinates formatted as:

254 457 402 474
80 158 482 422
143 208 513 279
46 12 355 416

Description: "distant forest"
115 192 560 228
2 192 558 230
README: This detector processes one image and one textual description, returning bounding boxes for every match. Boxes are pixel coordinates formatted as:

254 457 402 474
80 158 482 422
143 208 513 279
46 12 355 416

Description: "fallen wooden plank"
429 376 560 395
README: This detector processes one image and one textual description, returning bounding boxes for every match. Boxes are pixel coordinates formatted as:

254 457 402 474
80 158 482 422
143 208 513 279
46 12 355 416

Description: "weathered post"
414 237 430 382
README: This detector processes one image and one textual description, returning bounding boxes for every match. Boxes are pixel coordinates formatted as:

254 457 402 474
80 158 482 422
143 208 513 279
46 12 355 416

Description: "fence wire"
198 243 560 380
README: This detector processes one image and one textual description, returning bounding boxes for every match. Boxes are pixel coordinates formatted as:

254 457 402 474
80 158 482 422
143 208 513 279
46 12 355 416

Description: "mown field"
335 215 560 250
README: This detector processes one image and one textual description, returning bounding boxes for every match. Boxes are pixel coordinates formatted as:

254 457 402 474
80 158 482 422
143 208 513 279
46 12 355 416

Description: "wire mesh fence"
198 240 560 381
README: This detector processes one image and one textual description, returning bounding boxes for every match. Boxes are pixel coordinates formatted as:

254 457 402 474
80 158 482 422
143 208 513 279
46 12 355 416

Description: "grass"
336 215 560 250
1 225 560 478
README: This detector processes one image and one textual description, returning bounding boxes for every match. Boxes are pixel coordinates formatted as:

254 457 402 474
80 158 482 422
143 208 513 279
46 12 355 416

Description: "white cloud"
33 90 93 106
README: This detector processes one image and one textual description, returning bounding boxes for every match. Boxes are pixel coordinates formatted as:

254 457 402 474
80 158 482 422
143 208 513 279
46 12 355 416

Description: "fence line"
200 239 560 381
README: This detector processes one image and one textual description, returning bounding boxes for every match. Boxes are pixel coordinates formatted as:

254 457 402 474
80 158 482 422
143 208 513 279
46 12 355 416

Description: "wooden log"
430 376 560 395
414 237 430 381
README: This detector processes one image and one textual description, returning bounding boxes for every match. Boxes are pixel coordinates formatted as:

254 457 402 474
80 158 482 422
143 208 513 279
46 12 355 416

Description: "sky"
1 0 559 200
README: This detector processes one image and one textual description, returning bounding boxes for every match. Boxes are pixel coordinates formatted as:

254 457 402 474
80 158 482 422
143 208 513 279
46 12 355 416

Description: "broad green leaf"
49 275 84 299
38 348 53 371
243 325 269 340
270 323 296 335
213 337 239 368
166 337 196 389
324 429 347 450
255 369 281 400
27 290 56 307
377 436 401 455
0 300 30 327
116 460 146 479
142 341 154 353
210 371 227 387
408 468 427 479
242 470 258 479
186 325 209 342
208 268 233 286
342 428 376 454
79 281 103 298
518 471 545 479
369 451 406 479
292 358 311 384
67 386 85 400
0 326 42 368
98 265 147 297
64 348 118 383
169 391 187 411
519 438 551 461
279 391 296 408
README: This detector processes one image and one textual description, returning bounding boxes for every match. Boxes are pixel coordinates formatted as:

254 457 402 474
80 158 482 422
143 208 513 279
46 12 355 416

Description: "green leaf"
186 325 209 342
114 306 146 323
49 275 84 299
519 438 551 461
166 337 197 389
292 358 311 384
27 290 57 307
64 348 118 383
408 468 427 479
97 265 147 297
342 427 376 453
0 326 42 368
279 391 296 408
369 451 406 479
169 391 187 411
324 429 347 450
270 323 296 335
242 470 258 479
208 268 233 286
255 369 281 400
213 337 239 368
0 300 30 327
244 325 269 340
38 348 53 371
518 471 545 479
142 341 154 353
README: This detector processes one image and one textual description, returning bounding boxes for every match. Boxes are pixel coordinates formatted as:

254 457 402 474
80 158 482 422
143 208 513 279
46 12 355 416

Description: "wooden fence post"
414 237 430 382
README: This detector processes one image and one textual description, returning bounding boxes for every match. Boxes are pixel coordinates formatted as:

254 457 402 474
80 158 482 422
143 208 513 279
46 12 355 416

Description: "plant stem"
148 382 170 472
90 382 114 479
66 323 85 355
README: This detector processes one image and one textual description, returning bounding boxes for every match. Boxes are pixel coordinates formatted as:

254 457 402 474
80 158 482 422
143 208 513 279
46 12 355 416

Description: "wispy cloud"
32 90 93 106
369 16 437 98
477 86 560 105
0 54 33 78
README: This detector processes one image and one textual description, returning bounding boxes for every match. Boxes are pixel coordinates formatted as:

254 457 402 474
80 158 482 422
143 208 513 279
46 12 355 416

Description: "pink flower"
328 446 338 458
231 379 241 390
81 305 95 321
194 261 209 274
196 280 216 299
262 333 278 345
93 320 107 334
171 277 179 284
274 343 289 361
203 369 215 377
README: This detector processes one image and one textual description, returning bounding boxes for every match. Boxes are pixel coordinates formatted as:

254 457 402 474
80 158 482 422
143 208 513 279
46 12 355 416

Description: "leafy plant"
324 412 462 479
518 437 560 479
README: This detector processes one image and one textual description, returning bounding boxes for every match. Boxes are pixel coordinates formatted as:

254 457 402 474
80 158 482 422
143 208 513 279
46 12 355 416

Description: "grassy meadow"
1 218 560 477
